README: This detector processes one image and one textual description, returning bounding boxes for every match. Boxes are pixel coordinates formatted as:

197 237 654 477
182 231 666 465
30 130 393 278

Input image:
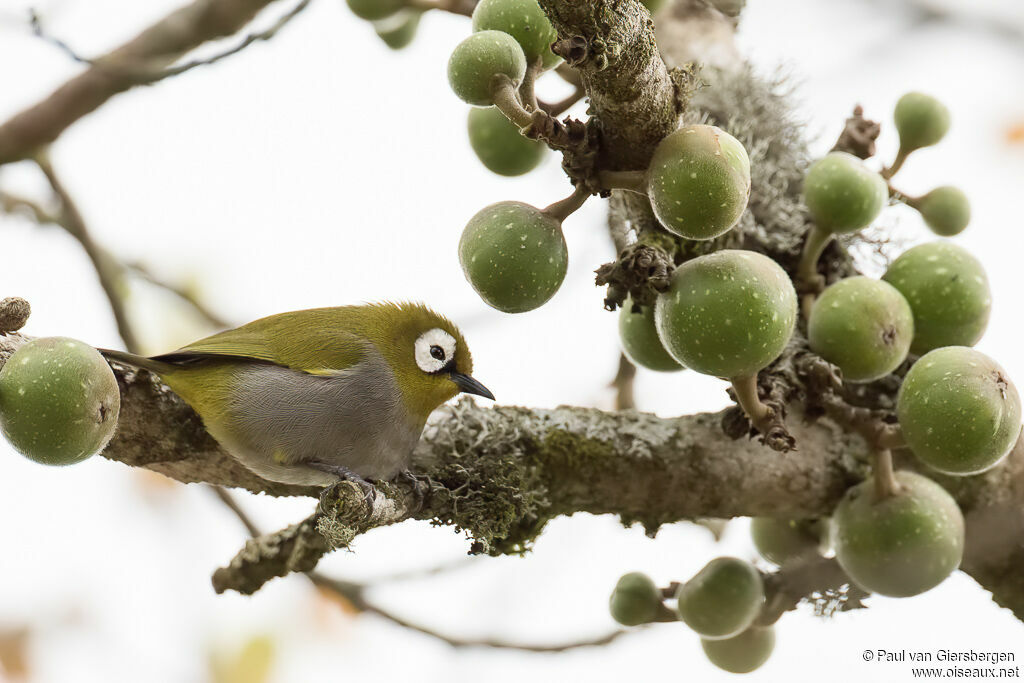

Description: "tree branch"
30 1 312 82
0 0 294 165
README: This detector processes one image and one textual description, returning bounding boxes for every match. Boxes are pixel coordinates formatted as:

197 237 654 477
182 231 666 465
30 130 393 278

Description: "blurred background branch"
211 485 631 651
0 0 307 164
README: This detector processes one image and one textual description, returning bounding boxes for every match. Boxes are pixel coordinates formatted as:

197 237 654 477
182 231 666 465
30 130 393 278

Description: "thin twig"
369 557 479 584
210 486 629 652
1 185 230 333
29 0 313 87
0 0 288 164
34 152 142 353
0 190 60 225
309 572 631 651
610 352 636 410
124 261 231 328
209 485 262 537
146 0 313 84
539 85 585 117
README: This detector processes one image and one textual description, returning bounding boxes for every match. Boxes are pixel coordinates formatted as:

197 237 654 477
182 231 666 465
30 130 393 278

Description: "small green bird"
101 303 493 494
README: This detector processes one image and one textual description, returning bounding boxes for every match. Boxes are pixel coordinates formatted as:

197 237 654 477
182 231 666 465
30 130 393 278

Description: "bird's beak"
450 372 495 400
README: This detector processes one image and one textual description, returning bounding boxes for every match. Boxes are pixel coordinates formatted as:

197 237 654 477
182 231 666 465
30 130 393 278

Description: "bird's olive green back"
161 307 371 375
155 303 473 423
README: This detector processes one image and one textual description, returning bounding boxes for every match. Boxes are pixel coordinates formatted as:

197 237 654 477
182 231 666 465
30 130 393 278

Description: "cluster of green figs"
445 0 755 313
436 7 1020 667
605 93 1020 675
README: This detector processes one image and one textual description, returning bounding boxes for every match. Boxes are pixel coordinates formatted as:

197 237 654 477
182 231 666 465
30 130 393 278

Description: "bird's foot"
309 461 378 508
395 469 434 510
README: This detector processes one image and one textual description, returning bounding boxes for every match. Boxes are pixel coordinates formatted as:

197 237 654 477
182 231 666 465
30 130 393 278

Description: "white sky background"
1 0 1023 680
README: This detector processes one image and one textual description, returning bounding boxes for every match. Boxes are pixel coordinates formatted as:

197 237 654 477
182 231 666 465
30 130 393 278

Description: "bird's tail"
99 348 176 375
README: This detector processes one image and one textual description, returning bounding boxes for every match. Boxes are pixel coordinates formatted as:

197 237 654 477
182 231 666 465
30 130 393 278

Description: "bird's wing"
153 308 371 376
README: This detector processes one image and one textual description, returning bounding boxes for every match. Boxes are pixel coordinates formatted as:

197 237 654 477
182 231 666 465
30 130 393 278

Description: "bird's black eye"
430 345 445 361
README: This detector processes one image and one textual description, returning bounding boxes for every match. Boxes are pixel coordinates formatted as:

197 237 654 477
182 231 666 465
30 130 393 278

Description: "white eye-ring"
414 328 457 374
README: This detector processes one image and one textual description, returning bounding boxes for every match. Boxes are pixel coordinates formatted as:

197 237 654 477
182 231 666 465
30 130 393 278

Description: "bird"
100 303 493 495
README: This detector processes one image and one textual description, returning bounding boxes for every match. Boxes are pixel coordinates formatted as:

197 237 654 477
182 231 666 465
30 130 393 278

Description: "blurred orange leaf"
133 469 181 497
312 584 362 628
0 627 31 681
1007 121 1024 143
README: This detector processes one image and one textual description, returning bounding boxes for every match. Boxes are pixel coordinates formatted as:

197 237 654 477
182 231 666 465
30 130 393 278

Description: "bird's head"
369 303 493 422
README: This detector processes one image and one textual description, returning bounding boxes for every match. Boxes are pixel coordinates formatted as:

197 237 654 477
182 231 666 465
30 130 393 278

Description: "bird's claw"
309 461 379 509
396 469 433 510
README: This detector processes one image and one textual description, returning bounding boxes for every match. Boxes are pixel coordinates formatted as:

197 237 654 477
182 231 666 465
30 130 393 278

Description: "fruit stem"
796 224 832 318
730 373 774 435
881 146 909 180
542 184 591 223
899 191 922 210
872 448 901 499
519 57 543 112
875 424 905 451
491 75 534 130
652 603 680 622
597 169 648 195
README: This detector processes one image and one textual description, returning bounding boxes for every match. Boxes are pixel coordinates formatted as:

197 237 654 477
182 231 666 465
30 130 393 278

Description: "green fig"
373 9 422 50
894 92 950 153
646 125 751 240
609 572 663 626
803 152 888 234
913 186 970 237
619 297 684 372
808 276 914 383
708 0 745 16
675 557 764 640
471 0 560 70
467 107 545 176
898 346 1021 475
882 241 991 354
750 518 821 566
0 337 120 465
832 471 963 597
448 30 527 107
701 625 775 674
346 0 405 21
458 201 568 313
655 250 797 379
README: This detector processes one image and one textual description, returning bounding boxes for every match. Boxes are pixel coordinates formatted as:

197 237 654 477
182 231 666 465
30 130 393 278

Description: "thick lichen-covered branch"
4 326 1024 616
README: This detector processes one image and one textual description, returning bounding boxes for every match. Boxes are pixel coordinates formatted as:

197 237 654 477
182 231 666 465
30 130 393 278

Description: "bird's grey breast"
217 350 422 485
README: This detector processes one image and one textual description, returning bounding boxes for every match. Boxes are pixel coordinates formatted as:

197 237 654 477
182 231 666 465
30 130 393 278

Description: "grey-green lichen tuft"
685 66 811 260
414 399 550 555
